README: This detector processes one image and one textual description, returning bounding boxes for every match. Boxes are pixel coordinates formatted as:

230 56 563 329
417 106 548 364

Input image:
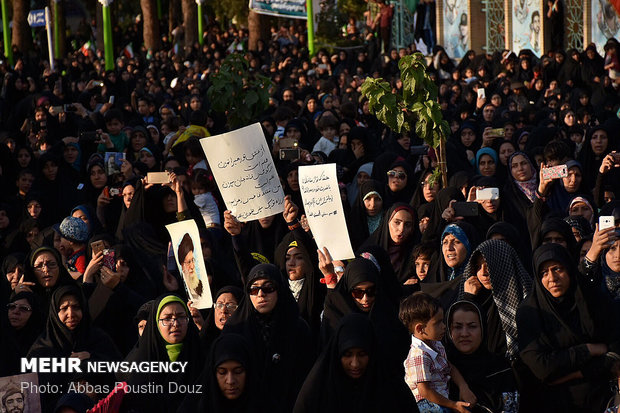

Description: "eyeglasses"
182 258 194 266
158 316 189 327
351 287 376 300
33 261 58 272
214 302 239 312
387 170 407 180
7 303 32 312
248 284 277 296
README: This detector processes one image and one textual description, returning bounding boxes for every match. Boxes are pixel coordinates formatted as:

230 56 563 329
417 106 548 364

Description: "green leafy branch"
360 52 450 185
206 53 273 129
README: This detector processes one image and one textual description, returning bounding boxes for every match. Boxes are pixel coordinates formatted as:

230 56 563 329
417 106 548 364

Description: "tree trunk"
248 10 269 51
169 0 181 36
181 0 197 49
52 0 67 57
141 0 161 51
12 0 32 52
96 2 104 53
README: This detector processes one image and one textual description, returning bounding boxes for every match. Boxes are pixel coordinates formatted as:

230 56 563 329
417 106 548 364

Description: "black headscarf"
294 313 418 413
223 264 315 413
274 231 325 337
537 217 579 259
363 203 418 282
516 244 619 411
348 179 385 250
2 291 44 375
445 300 518 412
178 333 262 413
199 285 244 350
321 257 410 380
383 160 415 209
239 215 288 264
23 247 75 318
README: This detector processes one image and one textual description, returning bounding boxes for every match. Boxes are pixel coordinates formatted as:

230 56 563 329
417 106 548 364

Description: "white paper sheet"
200 123 285 221
298 163 355 260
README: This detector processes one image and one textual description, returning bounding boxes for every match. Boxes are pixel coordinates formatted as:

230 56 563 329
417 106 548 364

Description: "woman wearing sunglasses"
321 257 410 382
1 290 43 375
384 160 415 209
223 263 315 413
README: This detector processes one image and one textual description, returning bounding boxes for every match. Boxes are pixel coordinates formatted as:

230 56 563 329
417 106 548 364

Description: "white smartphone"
476 187 499 200
477 88 486 100
147 171 171 184
599 216 615 231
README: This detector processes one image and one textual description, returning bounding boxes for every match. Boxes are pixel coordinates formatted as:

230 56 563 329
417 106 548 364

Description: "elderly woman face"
478 154 496 176
569 201 593 223
58 294 82 330
158 302 189 344
562 167 582 193
33 251 59 288
8 298 32 329
214 293 239 330
539 260 571 298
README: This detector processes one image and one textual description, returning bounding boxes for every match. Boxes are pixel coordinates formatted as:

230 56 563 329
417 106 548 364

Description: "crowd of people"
0 14 619 413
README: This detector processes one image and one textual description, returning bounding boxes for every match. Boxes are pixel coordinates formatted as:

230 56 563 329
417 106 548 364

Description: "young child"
98 109 129 153
57 216 89 279
400 292 476 413
191 169 221 237
404 243 434 285
312 115 339 156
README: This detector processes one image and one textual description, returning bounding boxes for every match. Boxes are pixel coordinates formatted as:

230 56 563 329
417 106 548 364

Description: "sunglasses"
351 287 376 300
7 303 32 312
248 284 277 296
387 170 407 180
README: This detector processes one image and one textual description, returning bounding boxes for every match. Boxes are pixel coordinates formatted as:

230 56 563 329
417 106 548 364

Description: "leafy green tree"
361 52 450 186
207 53 273 129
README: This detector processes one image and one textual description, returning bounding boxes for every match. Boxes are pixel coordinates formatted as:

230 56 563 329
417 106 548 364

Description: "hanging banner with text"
298 163 355 260
200 123 285 222
249 0 307 19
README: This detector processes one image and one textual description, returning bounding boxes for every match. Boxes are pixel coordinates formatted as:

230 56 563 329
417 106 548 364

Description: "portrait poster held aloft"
166 220 213 309
200 123 286 222
0 373 41 413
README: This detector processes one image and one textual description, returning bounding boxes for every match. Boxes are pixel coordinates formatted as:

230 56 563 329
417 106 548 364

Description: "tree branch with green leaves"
360 52 450 186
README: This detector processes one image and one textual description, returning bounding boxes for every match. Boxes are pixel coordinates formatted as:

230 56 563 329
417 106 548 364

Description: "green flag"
404 0 420 14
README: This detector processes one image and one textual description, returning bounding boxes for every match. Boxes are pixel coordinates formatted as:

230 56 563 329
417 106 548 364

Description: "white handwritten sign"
299 163 355 260
200 123 285 221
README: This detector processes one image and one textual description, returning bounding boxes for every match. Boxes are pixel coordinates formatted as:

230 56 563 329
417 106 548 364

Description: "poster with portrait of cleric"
592 0 620 55
443 0 469 58
166 219 213 309
0 373 41 413
512 0 542 57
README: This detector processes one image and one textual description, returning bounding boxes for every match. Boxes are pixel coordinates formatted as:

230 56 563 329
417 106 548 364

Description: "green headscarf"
156 295 188 361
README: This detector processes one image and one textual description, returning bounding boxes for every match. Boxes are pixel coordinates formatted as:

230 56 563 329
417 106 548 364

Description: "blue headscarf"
475 147 498 175
441 223 473 280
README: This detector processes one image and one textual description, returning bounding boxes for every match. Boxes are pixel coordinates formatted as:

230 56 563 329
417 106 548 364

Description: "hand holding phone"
147 171 171 184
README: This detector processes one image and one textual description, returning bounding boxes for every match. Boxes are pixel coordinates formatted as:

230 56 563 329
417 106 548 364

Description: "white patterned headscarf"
460 239 533 358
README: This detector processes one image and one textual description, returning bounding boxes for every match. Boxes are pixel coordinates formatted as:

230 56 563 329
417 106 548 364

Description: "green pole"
197 3 203 45
102 4 114 70
306 0 314 56
53 0 61 59
0 0 12 65
157 0 162 20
